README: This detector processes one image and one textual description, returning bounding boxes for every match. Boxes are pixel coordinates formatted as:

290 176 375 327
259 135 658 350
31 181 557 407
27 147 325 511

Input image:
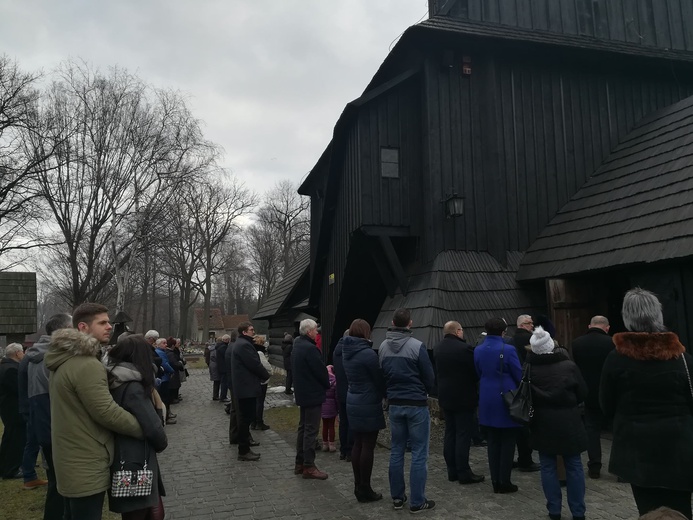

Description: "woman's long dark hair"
109 334 156 392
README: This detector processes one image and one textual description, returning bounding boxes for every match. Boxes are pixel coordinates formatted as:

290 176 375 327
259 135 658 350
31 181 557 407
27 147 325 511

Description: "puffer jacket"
45 329 143 498
321 372 339 419
527 350 587 455
378 328 434 405
342 336 386 432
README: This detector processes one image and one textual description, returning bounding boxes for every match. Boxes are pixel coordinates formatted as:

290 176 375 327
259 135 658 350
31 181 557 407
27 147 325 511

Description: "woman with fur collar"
104 334 168 520
600 288 693 520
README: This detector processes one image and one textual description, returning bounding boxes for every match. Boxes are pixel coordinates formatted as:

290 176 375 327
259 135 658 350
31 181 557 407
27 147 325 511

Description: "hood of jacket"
102 358 143 389
341 336 373 361
613 332 684 361
384 328 413 353
26 335 51 364
45 329 101 372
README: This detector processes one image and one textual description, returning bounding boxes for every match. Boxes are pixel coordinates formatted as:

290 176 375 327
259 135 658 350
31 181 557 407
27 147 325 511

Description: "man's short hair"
237 321 253 335
45 313 72 335
155 338 167 347
222 334 230 341
485 318 507 336
230 330 238 341
392 308 411 328
299 319 318 335
72 303 109 328
4 343 23 358
638 507 688 520
144 330 159 341
516 314 532 328
589 315 609 327
443 321 461 336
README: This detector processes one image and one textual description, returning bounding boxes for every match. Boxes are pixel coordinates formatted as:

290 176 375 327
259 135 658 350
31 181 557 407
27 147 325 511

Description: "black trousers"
212 380 220 399
295 405 321 467
631 484 692 520
42 444 65 520
338 402 353 457
0 415 25 478
443 409 474 480
219 373 229 400
236 397 257 455
228 394 240 444
255 385 268 425
285 368 293 392
583 407 605 471
485 426 518 484
515 425 534 466
64 491 105 520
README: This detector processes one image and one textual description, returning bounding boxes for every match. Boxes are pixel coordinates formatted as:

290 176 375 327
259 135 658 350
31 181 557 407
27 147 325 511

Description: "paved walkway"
159 369 640 519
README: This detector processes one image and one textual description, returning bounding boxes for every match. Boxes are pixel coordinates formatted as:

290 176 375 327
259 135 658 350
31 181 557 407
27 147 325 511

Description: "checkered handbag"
111 459 153 498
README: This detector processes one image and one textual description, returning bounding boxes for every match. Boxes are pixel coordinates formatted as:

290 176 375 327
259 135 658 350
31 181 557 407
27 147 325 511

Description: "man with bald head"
571 315 614 479
433 321 484 484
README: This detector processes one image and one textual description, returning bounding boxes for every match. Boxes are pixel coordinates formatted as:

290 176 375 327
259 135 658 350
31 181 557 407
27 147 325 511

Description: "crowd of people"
1 285 692 519
0 303 190 520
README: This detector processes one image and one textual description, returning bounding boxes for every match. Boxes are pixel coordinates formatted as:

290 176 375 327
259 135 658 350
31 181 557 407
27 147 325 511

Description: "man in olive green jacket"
45 303 143 520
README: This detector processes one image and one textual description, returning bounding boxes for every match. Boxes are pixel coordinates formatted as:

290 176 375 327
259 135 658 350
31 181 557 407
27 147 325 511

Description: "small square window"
381 147 399 178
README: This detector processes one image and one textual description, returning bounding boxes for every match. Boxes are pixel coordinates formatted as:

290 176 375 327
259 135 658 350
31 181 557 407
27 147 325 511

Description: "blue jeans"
539 452 586 518
388 405 430 508
21 422 39 482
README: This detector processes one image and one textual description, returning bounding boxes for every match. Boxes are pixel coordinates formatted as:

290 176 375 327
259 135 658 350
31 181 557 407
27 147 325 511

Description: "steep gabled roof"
518 94 693 281
372 251 545 348
194 308 224 330
253 251 311 320
222 314 250 330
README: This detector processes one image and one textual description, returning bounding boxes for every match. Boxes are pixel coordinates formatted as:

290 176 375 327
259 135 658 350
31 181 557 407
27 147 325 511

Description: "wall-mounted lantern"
443 193 465 218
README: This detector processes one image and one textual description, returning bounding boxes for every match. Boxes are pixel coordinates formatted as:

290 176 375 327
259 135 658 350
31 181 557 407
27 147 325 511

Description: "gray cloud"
0 0 426 190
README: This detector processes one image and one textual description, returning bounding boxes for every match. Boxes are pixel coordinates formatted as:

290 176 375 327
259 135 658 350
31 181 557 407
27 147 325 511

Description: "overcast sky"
0 0 427 193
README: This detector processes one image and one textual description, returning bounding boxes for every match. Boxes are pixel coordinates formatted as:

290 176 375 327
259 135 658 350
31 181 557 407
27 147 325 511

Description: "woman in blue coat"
474 318 523 494
341 319 386 503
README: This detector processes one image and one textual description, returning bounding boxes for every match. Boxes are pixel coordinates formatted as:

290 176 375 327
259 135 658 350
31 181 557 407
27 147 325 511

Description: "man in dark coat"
216 335 231 402
230 323 269 461
0 343 25 479
511 314 540 472
434 321 484 484
281 332 294 395
571 315 614 479
292 318 330 480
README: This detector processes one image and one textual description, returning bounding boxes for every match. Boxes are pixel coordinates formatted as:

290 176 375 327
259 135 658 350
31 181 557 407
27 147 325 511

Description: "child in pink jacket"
321 365 339 452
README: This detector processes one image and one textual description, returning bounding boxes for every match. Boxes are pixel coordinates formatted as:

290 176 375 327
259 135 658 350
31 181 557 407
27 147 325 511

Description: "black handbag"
499 347 534 425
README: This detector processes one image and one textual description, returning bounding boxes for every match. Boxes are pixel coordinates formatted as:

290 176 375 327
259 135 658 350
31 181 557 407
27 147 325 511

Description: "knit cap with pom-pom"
530 325 554 355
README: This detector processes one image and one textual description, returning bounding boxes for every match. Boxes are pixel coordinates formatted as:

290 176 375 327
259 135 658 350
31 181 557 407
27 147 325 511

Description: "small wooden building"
0 272 37 346
296 0 693 353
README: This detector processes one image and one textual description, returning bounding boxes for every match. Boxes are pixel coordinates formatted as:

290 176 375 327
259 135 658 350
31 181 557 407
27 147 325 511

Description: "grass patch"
264 405 299 434
184 356 206 370
0 422 119 520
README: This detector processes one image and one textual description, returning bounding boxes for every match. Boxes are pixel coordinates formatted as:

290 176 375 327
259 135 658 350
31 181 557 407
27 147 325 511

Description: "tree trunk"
202 250 212 342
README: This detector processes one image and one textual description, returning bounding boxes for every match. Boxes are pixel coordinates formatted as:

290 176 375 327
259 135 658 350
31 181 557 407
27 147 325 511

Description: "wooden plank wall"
359 79 421 229
421 48 693 264
447 0 693 53
0 272 37 335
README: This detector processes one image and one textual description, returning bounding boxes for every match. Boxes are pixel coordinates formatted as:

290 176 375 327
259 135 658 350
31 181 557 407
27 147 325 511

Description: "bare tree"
246 219 283 302
0 56 54 268
193 174 256 341
34 61 214 307
256 180 310 274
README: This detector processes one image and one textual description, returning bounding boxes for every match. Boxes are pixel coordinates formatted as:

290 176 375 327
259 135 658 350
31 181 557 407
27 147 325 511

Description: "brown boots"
302 465 328 480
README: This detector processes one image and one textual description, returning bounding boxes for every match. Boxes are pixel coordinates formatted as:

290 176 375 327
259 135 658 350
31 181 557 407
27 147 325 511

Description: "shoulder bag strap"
499 344 505 395
682 355 693 402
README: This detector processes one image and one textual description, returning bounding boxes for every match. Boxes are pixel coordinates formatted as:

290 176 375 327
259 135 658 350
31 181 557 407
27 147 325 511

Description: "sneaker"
23 479 48 490
518 462 541 472
238 451 261 461
393 495 408 510
258 423 270 431
588 468 600 479
410 500 435 514
165 417 177 425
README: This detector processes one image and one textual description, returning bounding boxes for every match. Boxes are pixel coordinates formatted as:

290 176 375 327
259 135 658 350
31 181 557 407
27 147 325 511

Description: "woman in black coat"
600 288 693 520
105 335 168 520
281 333 294 395
341 319 386 503
527 326 587 520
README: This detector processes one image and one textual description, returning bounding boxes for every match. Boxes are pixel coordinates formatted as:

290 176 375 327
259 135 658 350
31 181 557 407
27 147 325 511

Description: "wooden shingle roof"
253 251 310 320
371 251 545 348
518 95 693 281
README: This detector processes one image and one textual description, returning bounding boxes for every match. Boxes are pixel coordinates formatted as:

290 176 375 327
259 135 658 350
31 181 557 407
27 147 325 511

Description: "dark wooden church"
263 0 693 355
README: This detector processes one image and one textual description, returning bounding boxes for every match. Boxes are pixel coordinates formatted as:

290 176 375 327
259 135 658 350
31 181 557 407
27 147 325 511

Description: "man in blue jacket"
292 318 329 480
379 308 436 513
